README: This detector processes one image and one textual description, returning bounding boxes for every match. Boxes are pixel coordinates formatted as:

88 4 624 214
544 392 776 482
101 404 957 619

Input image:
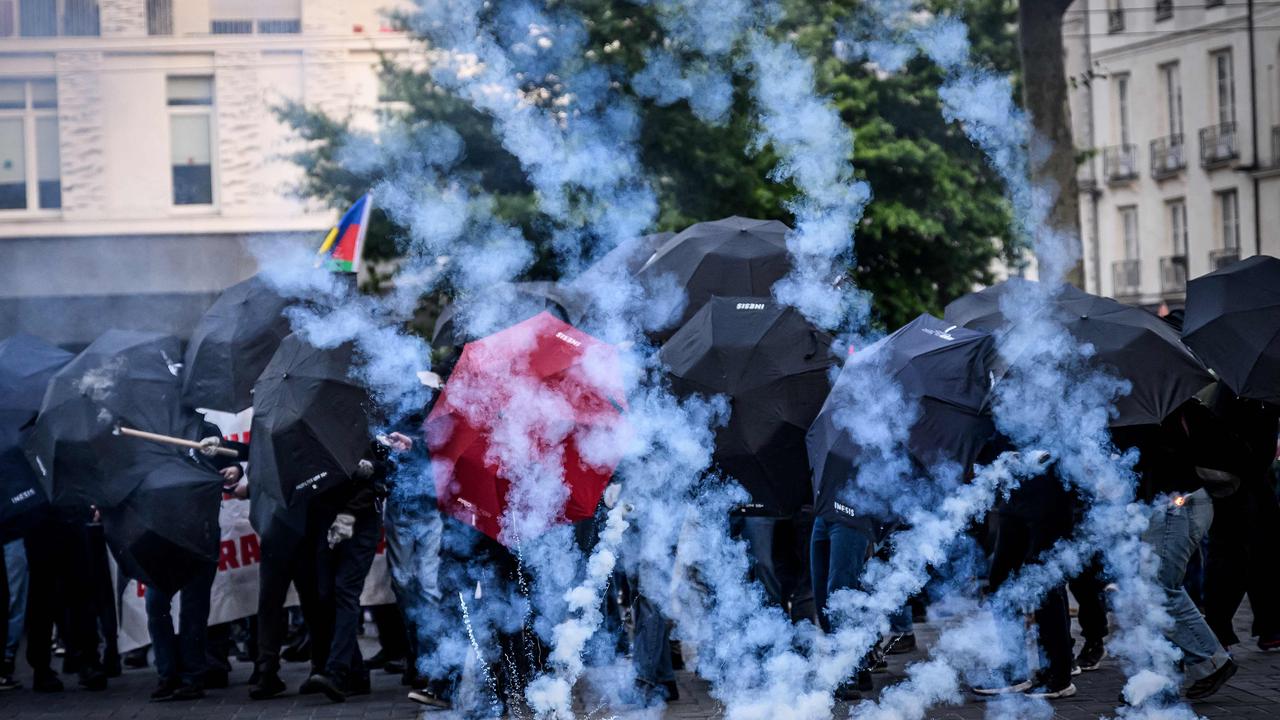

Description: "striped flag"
314 193 372 273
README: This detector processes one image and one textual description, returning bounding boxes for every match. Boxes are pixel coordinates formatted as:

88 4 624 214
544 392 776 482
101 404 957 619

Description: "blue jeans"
5 540 26 665
810 515 875 633
632 593 673 685
1144 489 1231 683
145 563 217 686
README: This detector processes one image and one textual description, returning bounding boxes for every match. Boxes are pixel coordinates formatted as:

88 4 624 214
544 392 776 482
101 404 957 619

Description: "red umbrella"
426 312 627 544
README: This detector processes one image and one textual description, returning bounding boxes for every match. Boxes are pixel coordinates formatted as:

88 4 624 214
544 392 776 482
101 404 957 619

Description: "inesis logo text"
920 324 958 341
554 332 582 347
834 501 857 517
736 302 766 310
10 488 35 505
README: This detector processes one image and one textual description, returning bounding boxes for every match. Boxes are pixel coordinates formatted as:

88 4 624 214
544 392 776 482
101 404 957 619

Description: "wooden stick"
115 426 240 458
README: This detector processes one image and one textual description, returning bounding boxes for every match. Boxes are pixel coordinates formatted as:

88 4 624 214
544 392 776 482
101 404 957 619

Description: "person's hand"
387 432 413 453
327 513 356 548
354 459 375 480
220 465 243 483
602 483 622 509
232 478 249 500
199 436 222 457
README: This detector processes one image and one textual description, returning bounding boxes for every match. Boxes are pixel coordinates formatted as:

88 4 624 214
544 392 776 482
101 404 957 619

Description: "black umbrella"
249 333 372 508
636 217 793 339
575 231 675 284
0 334 71 539
660 297 837 515
431 281 580 349
100 449 222 593
1182 255 1280 403
26 329 200 509
807 314 997 521
944 279 1213 427
182 274 293 413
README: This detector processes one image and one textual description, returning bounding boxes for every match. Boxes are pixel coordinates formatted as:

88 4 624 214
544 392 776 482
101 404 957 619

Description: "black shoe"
661 680 680 702
248 672 287 700
835 680 861 702
635 678 677 704
348 672 371 697
123 648 149 669
971 676 1031 696
33 671 63 693
204 669 229 689
408 687 452 709
0 675 21 691
383 658 406 675
1185 659 1238 700
1025 670 1076 700
298 674 323 695
169 683 205 701
78 667 107 691
102 650 122 678
1076 639 1107 671
151 678 181 701
856 669 873 692
885 633 916 655
364 650 391 670
307 673 346 703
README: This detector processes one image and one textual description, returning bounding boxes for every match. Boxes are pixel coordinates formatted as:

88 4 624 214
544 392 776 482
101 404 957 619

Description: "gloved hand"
327 513 356 548
354 459 375 480
602 482 622 509
198 436 222 457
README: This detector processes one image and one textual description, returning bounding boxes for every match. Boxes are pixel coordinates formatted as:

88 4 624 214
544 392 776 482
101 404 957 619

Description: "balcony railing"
1156 0 1173 20
1150 134 1185 179
1160 255 1187 295
1112 259 1141 298
1199 122 1238 167
1108 9 1125 33
1103 145 1139 183
1210 248 1239 271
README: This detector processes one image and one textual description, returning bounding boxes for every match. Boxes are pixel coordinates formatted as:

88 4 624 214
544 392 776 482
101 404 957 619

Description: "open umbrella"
431 281 581 350
636 217 793 339
182 274 293 412
574 231 675 285
26 329 198 509
0 334 71 539
807 314 997 521
944 279 1213 427
1182 254 1280 403
100 449 222 593
249 333 372 508
660 297 838 515
427 312 626 544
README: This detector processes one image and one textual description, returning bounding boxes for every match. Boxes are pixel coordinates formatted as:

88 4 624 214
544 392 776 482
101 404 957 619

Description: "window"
1120 206 1140 259
0 0 99 37
167 76 214 206
0 78 60 212
1212 49 1236 126
1217 190 1239 250
1108 0 1124 33
1160 62 1183 137
210 0 300 35
146 0 171 35
1167 199 1187 255
1115 74 1131 145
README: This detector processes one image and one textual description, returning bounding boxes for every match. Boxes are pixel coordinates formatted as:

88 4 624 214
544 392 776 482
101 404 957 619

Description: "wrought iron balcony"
1103 145 1139 184
1108 8 1125 33
1199 122 1238 167
1112 259 1141 298
1210 248 1239 271
1150 135 1185 179
1160 255 1187 295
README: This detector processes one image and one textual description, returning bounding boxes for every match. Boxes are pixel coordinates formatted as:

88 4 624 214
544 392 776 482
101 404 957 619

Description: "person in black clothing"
247 516 321 699
1068 560 1109 671
302 433 411 703
1201 385 1280 651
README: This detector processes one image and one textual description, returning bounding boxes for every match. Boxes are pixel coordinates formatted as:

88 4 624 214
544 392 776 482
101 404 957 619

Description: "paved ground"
1 605 1277 719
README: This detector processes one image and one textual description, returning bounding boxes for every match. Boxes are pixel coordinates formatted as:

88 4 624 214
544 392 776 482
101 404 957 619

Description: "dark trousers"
632 592 673 685
989 511 1074 685
312 512 379 683
1068 560 1109 644
86 523 118 661
0 548 7 675
145 562 216 686
23 517 98 676
254 534 319 677
370 604 408 659
735 514 818 623
1205 477 1280 646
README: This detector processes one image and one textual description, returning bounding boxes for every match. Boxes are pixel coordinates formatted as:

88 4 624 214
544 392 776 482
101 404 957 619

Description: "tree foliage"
279 0 1021 330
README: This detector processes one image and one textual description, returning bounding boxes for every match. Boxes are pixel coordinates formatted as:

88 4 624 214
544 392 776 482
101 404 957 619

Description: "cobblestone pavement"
1 606 1277 719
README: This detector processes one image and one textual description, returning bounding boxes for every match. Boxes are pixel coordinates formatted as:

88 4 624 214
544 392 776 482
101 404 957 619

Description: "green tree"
279 0 1021 330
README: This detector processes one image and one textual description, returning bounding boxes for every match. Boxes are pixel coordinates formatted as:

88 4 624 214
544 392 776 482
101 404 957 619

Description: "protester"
4 540 26 689
809 503 877 700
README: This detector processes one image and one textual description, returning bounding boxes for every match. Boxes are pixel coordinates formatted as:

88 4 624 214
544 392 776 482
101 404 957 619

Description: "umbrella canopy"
1182 254 1280 403
0 440 48 543
660 297 838 516
249 333 372 508
944 279 1213 427
574 231 676 285
636 217 792 339
807 314 997 521
0 333 74 435
100 450 222 593
432 281 582 349
26 329 199 509
182 274 293 413
427 312 627 545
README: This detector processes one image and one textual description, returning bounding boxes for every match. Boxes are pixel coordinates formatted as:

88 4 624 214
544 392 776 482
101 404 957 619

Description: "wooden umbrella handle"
116 426 240 458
